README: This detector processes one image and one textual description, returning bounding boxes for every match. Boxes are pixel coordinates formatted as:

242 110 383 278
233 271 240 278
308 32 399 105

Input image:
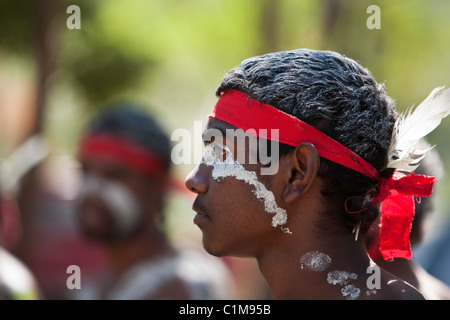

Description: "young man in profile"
186 49 449 299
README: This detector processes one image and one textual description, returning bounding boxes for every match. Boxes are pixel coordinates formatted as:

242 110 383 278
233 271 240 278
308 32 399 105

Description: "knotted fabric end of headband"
373 171 435 261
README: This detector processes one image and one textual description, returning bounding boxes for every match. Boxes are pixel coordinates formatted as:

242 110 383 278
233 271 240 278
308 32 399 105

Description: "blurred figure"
0 198 42 300
415 220 450 289
366 141 450 300
0 237 42 300
0 134 106 300
74 103 230 300
0 140 43 299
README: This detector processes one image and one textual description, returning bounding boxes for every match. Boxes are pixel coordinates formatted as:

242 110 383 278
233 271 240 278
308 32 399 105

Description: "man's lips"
192 198 211 224
193 213 211 225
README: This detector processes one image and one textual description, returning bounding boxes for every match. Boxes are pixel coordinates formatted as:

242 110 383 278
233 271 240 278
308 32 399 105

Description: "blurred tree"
0 0 62 137
0 0 63 263
259 0 282 53
58 0 157 109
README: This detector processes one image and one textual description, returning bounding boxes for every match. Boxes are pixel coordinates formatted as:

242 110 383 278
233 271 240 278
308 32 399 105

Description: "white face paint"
77 174 141 236
300 251 332 272
202 142 290 233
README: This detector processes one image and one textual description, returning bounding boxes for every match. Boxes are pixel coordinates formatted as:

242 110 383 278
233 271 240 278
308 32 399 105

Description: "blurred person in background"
74 103 231 300
366 140 450 300
0 203 42 300
0 134 107 300
414 216 450 290
0 141 43 300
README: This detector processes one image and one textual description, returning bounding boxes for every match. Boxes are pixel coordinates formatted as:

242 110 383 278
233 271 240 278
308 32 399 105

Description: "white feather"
387 86 450 171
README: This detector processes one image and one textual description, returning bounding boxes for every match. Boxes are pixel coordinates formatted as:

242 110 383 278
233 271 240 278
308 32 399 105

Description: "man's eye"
201 143 233 166
202 130 218 145
216 145 231 161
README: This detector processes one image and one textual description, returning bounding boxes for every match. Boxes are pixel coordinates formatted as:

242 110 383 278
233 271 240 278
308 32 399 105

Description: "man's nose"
185 164 209 195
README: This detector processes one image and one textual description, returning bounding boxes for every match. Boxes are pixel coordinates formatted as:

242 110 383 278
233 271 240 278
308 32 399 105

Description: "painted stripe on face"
201 142 290 233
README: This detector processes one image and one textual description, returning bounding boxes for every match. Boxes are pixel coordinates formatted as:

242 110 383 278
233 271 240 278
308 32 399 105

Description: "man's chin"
201 238 249 259
201 238 227 258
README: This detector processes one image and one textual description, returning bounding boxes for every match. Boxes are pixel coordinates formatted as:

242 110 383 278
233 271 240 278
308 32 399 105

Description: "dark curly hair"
216 49 398 236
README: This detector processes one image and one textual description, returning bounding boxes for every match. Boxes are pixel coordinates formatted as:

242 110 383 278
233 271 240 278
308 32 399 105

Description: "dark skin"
78 155 192 299
185 118 425 300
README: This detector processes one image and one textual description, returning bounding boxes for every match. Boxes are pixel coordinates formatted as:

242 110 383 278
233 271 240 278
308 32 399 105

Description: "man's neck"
256 229 373 300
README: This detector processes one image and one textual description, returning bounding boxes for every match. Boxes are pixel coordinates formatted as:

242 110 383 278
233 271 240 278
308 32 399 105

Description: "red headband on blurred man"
79 133 168 177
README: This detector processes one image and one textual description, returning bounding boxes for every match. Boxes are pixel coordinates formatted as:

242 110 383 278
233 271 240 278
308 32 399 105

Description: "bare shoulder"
374 271 426 300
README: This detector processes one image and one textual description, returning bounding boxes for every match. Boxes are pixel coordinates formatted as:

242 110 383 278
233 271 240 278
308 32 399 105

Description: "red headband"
209 89 436 261
79 133 168 177
211 89 380 179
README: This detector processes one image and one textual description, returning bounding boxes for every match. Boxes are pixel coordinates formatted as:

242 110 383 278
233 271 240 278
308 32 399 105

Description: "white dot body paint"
366 289 377 297
327 270 358 286
300 251 332 272
201 143 290 233
327 270 361 300
341 285 361 300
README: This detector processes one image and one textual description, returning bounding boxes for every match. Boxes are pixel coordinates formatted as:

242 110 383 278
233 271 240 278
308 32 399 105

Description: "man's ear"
282 143 320 203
